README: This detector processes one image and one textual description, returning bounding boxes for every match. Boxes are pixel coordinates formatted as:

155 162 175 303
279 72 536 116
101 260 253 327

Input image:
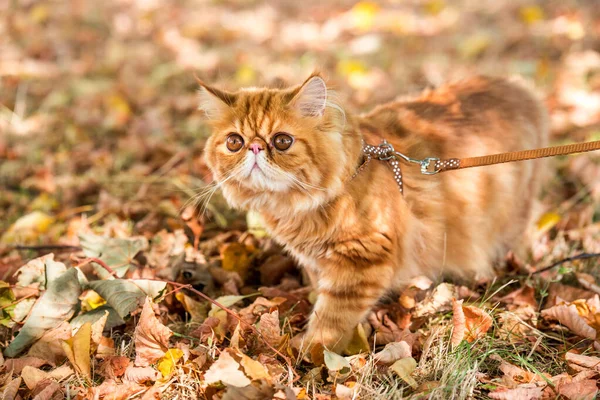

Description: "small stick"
531 252 600 275
76 257 119 278
13 245 82 252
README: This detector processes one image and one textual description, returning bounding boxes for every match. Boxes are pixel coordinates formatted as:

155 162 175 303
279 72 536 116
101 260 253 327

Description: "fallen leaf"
452 299 493 346
0 211 55 245
123 365 160 383
31 378 61 400
257 310 282 348
373 341 411 364
488 384 545 400
5 268 81 358
389 357 417 388
204 350 251 387
558 379 598 400
4 356 50 374
27 321 72 364
343 322 370 355
100 356 130 379
335 382 361 400
565 351 600 370
324 349 351 380
156 348 183 378
80 233 147 278
220 242 255 281
499 286 537 308
92 379 145 400
239 353 271 381
134 297 172 367
89 279 167 319
1 377 21 400
541 303 596 340
414 283 456 317
21 365 49 390
61 322 92 378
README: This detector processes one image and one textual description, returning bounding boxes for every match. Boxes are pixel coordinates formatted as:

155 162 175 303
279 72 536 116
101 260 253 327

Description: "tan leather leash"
360 139 600 194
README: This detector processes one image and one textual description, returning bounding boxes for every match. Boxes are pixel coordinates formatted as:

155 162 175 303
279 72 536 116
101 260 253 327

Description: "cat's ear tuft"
291 75 328 117
197 80 236 119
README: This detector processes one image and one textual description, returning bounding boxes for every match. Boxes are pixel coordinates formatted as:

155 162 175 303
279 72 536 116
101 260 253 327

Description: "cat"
199 73 548 353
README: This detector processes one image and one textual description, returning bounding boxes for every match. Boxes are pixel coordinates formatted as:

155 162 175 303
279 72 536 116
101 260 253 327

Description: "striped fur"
201 74 548 353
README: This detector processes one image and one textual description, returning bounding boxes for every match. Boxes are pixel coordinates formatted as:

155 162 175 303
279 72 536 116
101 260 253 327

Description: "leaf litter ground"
1 1 600 399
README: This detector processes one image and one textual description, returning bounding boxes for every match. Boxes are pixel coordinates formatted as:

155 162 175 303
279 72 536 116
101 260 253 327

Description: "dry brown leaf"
2 377 22 400
99 356 131 379
497 305 537 341
452 300 493 346
123 365 160 383
414 283 456 317
373 341 411 364
451 299 467 347
97 336 116 359
31 379 61 400
541 304 596 340
546 283 595 308
565 351 600 370
488 384 545 400
47 364 74 381
4 356 51 374
27 321 71 365
258 310 282 348
499 286 537 307
558 379 598 400
21 366 49 390
204 349 251 387
239 353 271 381
134 297 172 366
61 322 91 379
92 379 145 400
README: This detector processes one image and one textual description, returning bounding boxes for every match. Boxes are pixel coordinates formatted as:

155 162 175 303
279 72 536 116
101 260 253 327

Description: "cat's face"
200 75 350 213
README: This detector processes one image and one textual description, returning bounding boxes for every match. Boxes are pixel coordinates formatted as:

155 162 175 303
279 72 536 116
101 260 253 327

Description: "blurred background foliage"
0 0 599 243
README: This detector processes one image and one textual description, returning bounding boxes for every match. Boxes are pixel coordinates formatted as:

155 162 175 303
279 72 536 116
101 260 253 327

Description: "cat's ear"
290 75 328 117
197 79 236 119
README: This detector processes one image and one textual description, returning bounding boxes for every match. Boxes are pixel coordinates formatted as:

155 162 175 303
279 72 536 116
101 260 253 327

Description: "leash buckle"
420 158 440 175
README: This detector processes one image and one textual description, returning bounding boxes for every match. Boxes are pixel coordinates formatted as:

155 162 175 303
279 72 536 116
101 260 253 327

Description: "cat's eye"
226 133 244 152
272 133 294 151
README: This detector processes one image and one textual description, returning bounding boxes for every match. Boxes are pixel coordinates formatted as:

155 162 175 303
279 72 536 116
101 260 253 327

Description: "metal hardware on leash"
367 140 442 175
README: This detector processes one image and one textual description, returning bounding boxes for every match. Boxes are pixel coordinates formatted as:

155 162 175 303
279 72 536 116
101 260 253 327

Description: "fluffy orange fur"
200 74 548 353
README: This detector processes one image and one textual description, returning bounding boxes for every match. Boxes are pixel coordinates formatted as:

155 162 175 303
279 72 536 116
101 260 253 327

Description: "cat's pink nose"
250 143 263 154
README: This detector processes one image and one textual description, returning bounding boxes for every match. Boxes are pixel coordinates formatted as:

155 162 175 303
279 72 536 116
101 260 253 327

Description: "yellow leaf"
175 292 208 321
344 323 370 355
519 5 544 25
61 322 92 379
220 242 254 280
536 211 561 233
0 211 55 245
246 210 268 238
424 0 445 16
390 357 418 388
157 348 184 378
350 1 380 31
81 290 106 312
239 353 270 381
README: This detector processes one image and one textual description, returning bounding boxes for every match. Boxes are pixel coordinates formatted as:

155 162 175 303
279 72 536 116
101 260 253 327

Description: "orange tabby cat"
200 74 548 353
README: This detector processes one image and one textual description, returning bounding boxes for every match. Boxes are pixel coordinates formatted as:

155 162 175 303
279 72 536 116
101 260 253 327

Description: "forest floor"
1 0 600 399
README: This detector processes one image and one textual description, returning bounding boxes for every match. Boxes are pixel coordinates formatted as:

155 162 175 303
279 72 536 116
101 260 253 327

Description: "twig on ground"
530 252 600 276
75 257 119 277
13 244 82 252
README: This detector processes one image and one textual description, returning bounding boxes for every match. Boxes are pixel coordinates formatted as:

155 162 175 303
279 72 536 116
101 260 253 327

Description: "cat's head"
200 74 357 214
